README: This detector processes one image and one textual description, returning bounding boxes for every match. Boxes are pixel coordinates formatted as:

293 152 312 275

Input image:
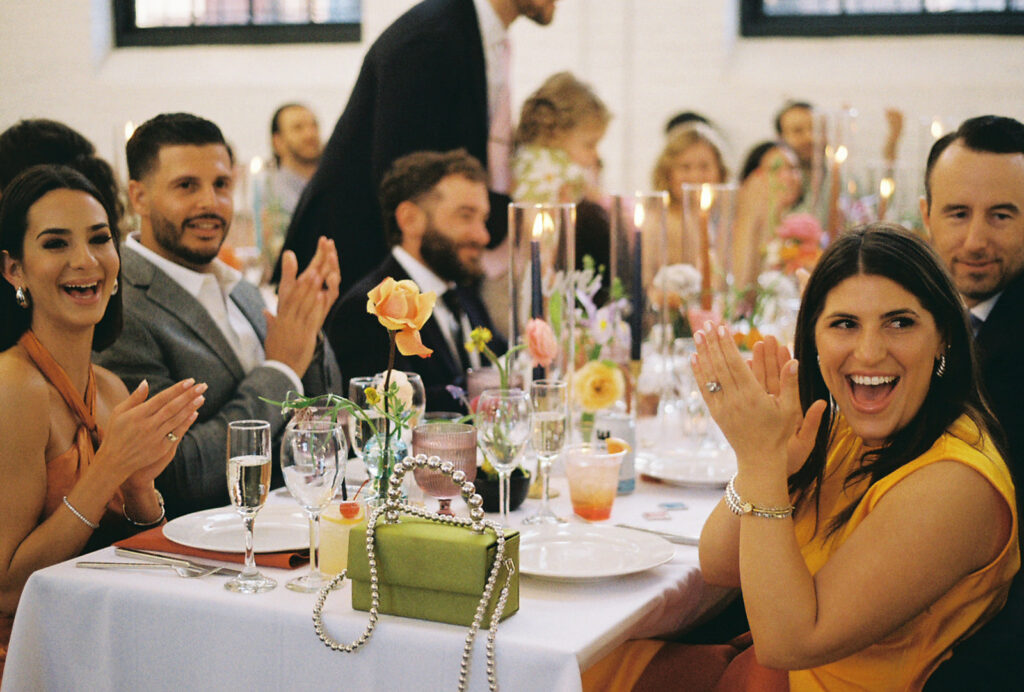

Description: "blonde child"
512 72 611 204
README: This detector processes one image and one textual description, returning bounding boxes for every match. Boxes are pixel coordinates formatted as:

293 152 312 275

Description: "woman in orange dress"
0 165 206 673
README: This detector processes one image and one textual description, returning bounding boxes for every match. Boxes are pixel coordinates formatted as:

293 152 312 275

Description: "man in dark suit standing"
277 0 559 293
328 149 505 411
921 115 1024 689
96 113 342 518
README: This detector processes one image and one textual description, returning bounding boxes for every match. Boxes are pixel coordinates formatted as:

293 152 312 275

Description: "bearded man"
327 149 505 410
95 112 341 518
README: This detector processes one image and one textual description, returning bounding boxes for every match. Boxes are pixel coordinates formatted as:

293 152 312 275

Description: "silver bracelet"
724 474 795 519
123 489 166 527
63 496 100 530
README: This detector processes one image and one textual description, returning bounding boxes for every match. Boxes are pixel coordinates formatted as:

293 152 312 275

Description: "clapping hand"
692 324 825 475
264 237 341 376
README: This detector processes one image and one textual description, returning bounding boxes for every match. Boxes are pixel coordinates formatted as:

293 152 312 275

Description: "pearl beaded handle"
383 452 487 533
312 453 513 692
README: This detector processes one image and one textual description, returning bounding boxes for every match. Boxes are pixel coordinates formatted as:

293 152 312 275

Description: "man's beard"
420 225 483 285
151 211 227 267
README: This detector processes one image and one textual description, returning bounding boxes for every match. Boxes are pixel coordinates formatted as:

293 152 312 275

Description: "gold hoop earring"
15 286 30 309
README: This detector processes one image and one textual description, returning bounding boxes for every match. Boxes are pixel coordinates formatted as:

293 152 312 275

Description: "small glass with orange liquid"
564 444 626 521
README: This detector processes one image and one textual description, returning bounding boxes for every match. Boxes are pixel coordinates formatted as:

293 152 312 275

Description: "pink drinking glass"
412 422 478 515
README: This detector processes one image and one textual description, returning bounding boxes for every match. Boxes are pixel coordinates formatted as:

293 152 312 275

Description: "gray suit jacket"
95 244 341 518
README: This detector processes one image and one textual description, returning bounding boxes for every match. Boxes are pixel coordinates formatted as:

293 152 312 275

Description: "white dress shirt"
126 234 303 391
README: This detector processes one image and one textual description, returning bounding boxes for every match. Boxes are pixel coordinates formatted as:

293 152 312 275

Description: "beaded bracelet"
123 489 166 527
63 496 100 530
725 474 795 519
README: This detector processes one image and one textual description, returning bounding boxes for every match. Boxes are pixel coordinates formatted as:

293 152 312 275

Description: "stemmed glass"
225 420 276 593
476 388 532 525
280 405 347 592
347 376 378 464
412 422 477 516
524 380 567 524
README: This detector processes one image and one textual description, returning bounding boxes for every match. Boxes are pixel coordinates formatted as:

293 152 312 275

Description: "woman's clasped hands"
691 322 826 476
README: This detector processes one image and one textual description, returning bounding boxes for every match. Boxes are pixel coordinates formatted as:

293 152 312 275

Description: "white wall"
1 0 1022 196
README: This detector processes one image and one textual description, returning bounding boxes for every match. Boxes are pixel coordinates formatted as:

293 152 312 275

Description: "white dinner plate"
518 524 675 581
163 505 309 553
636 445 737 488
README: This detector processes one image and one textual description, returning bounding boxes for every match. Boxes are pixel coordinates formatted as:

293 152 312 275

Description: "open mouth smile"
61 280 103 303
846 374 899 412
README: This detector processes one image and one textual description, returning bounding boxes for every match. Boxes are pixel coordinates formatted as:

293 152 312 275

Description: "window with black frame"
113 0 362 47
740 0 1024 37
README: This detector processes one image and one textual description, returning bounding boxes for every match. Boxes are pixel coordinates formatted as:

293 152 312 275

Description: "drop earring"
935 353 947 378
15 286 30 309
111 278 119 295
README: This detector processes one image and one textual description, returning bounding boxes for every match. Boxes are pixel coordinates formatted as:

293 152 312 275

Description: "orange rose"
366 277 436 358
526 318 558 368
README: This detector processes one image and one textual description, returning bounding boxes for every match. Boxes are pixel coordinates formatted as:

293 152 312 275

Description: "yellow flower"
573 360 625 412
467 326 493 354
363 386 380 407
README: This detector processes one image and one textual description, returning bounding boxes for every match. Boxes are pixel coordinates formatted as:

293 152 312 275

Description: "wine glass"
225 420 276 593
347 376 378 462
280 406 347 592
371 370 426 444
412 422 477 516
476 388 532 525
524 380 567 525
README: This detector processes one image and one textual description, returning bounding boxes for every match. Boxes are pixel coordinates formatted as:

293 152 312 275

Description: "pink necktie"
488 38 512 194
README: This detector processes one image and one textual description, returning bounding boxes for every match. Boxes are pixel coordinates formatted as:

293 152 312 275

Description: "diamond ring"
166 432 178 442
705 381 723 393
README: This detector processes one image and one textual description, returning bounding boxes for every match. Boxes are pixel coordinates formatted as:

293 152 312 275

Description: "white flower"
374 369 413 410
653 263 702 302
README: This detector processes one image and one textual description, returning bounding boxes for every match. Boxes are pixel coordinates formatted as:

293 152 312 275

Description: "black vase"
473 467 530 513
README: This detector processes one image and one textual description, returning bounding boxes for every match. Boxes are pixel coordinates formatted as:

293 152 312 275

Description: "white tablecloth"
3 476 730 692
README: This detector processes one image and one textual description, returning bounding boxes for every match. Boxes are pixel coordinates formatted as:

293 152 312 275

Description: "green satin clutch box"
347 516 519 627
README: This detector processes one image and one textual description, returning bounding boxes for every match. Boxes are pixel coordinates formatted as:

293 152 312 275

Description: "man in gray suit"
96 113 341 518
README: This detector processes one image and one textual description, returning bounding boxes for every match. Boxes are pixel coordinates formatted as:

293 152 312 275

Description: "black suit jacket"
277 0 509 292
925 271 1024 690
327 255 505 411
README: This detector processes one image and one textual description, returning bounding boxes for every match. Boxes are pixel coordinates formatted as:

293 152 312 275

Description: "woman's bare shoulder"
0 346 49 409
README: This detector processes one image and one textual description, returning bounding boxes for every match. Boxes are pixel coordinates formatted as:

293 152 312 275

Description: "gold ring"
166 432 178 442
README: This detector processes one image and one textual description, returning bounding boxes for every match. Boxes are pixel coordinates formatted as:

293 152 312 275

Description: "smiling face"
814 274 944 447
667 141 724 194
922 142 1024 307
4 188 118 335
779 106 815 167
413 174 490 283
130 143 234 271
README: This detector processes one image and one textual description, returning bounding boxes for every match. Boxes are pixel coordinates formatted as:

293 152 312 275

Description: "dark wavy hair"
378 148 487 246
789 223 1003 535
0 164 123 352
0 118 124 233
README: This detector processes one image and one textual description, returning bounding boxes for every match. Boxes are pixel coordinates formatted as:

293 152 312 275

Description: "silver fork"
76 561 219 578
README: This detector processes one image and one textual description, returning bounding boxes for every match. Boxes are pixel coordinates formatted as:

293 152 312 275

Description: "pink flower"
526 318 559 368
777 213 823 245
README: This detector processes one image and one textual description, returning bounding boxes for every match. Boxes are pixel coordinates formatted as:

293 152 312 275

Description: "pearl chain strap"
312 453 515 692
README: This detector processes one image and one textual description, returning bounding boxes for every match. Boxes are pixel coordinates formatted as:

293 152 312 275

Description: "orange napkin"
115 526 309 570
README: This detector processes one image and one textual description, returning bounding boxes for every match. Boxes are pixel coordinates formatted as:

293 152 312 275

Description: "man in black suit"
921 115 1024 689
277 0 560 293
327 149 506 411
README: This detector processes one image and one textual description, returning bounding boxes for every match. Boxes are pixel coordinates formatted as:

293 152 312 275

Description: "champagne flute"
412 422 477 516
225 420 276 593
280 406 347 592
476 388 531 525
524 380 567 524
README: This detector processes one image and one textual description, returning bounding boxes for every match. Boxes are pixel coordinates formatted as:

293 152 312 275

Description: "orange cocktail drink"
564 444 626 521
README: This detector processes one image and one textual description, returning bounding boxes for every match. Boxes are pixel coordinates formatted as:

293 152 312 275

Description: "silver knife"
115 547 242 577
614 524 700 546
